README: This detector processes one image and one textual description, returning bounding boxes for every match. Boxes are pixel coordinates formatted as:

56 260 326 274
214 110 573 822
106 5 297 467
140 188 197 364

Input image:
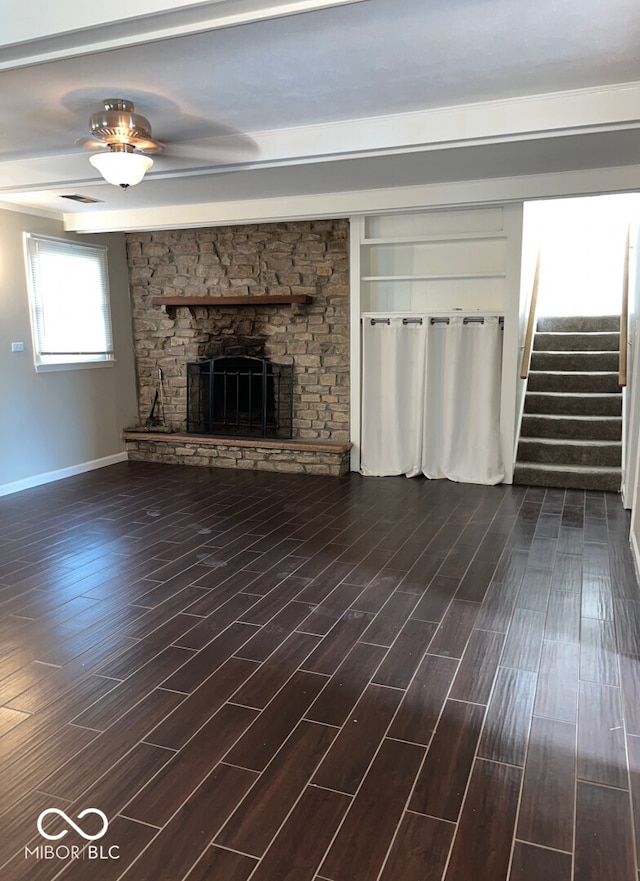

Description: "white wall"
0 207 138 496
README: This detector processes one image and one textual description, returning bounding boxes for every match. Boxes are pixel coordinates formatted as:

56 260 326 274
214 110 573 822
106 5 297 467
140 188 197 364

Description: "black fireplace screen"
186 356 293 439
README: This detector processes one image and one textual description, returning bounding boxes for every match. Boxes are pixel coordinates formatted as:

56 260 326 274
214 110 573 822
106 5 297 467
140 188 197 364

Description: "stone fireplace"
122 219 351 475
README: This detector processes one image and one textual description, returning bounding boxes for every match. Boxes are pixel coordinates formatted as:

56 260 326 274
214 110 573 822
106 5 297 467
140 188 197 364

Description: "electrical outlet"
11 342 25 352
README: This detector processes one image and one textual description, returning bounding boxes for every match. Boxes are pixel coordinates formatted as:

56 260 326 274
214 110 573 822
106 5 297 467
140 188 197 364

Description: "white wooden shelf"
361 272 507 282
361 233 507 245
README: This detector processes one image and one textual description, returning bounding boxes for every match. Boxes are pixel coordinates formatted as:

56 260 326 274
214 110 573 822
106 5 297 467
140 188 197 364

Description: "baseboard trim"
631 527 640 587
0 452 129 498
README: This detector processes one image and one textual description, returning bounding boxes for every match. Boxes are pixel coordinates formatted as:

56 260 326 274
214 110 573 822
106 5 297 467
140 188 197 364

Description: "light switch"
11 342 25 352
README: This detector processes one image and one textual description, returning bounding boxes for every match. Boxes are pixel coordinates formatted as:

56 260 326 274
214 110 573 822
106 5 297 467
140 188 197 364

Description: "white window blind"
24 233 114 370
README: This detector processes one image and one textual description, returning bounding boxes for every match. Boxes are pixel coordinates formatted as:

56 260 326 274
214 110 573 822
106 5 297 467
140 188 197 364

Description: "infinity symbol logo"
37 809 109 841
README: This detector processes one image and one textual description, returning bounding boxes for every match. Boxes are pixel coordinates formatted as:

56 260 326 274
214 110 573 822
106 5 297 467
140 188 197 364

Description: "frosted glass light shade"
90 151 153 187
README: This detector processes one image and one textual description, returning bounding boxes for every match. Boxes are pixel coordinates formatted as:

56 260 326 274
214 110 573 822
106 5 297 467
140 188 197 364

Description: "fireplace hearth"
186 355 293 439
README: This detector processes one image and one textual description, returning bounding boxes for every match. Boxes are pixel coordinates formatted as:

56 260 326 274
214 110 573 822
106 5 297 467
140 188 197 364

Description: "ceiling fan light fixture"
90 145 153 189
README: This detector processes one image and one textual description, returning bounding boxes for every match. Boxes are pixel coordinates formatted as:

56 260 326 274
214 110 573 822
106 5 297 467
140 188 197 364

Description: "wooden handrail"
619 225 630 388
520 251 542 380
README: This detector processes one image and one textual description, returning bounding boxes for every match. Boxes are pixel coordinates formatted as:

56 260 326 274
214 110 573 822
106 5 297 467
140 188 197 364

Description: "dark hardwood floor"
1 461 639 880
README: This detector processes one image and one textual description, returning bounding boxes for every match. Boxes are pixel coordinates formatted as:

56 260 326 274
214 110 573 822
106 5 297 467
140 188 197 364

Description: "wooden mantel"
151 294 313 311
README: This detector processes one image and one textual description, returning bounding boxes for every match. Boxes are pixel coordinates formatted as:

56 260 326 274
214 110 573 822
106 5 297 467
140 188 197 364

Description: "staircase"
514 315 622 491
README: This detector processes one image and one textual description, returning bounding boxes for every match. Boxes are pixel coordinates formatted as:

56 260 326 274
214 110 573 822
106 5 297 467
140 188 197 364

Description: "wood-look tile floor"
1 462 639 881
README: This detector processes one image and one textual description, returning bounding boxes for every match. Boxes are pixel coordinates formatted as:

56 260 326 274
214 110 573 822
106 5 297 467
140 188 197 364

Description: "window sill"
35 360 116 374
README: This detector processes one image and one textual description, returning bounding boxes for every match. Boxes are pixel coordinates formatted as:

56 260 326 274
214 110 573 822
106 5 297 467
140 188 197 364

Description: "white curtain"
360 315 505 485
360 317 426 476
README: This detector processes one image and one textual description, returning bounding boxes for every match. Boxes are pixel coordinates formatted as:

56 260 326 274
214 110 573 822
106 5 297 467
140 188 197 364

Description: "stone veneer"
125 219 350 474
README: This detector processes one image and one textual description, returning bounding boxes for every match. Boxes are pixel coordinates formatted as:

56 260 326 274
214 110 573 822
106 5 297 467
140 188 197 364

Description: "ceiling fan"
80 98 163 189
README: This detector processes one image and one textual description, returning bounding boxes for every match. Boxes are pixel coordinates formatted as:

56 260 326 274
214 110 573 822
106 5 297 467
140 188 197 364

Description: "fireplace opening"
186 356 293 439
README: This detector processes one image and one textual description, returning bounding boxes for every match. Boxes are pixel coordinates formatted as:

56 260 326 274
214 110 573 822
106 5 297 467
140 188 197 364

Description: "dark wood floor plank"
232 631 321 709
410 574 459 624
534 640 579 723
124 702 258 826
248 785 351 881
37 687 185 801
580 617 619 685
501 607 545 672
388 651 459 745
517 715 576 851
372 618 436 688
225 670 327 771
301 610 375 675
426 600 479 659
319 738 425 881
378 811 455 881
449 628 505 704
551 551 582 592
215 720 335 856
455 560 497 603
614 597 640 655
312 683 403 794
577 680 627 789
509 842 572 881
160 621 260 693
620 653 640 736
478 666 537 766
360 591 420 647
409 699 485 821
119 763 257 881
575 781 636 881
517 567 552 612
305 641 387 727
183 846 257 881
626 734 640 865
582 573 614 620
475 580 520 633
443 759 522 881
545 590 581 643
233 600 315 661
144 656 258 749
70 645 195 730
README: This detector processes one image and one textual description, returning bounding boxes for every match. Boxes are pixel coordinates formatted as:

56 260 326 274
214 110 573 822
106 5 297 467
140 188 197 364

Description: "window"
24 233 114 371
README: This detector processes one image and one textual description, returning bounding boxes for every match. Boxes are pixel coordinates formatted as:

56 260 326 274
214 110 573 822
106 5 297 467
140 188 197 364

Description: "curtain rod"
368 316 504 326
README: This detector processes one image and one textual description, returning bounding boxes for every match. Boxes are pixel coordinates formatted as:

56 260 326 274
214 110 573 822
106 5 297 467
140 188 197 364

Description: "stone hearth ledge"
122 430 352 477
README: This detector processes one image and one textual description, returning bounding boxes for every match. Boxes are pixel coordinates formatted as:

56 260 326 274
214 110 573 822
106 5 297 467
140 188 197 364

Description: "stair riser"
524 394 622 416
537 316 620 333
517 440 621 467
530 352 619 372
527 372 620 393
534 332 620 352
520 416 622 441
513 465 621 491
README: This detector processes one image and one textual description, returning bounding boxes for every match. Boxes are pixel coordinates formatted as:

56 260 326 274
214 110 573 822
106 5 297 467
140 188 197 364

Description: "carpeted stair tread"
527 371 620 393
533 332 620 352
520 414 622 440
530 351 619 371
536 315 619 332
517 437 621 467
513 462 621 491
524 392 622 416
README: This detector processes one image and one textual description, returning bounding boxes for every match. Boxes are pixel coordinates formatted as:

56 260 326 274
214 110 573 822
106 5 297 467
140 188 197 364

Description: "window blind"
24 234 114 365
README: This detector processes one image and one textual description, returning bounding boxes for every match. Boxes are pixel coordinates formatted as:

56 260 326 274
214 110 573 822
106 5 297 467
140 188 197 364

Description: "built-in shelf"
361 273 507 282
151 294 313 312
362 233 507 245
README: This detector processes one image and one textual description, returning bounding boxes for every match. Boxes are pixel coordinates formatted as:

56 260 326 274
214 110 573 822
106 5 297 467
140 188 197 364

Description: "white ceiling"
2 0 640 232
